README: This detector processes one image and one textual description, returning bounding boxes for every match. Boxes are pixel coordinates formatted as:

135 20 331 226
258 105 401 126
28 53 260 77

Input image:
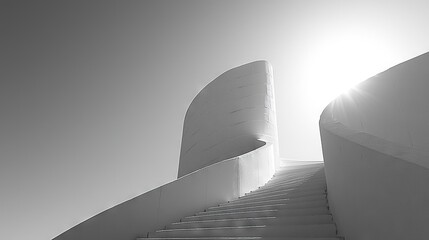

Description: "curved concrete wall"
53 61 278 240
320 52 429 239
178 61 279 177
53 142 275 240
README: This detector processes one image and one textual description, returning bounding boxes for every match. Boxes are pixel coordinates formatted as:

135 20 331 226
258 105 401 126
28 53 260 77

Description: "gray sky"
1 1 429 239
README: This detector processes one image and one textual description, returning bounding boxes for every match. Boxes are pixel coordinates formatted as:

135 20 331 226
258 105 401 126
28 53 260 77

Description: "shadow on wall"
320 52 429 240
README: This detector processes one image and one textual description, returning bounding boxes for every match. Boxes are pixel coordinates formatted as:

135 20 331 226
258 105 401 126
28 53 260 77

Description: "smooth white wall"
320 52 429 239
326 52 429 168
52 143 275 240
178 61 279 177
52 61 278 240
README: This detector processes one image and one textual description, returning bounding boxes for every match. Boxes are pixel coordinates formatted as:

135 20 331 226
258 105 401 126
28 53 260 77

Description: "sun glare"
303 30 393 111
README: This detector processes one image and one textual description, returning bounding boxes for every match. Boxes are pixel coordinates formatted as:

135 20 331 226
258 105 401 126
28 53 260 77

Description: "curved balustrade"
320 52 429 239
53 61 278 240
53 141 275 240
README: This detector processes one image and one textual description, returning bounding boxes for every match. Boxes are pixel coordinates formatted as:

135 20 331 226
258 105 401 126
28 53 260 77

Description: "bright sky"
1 1 429 240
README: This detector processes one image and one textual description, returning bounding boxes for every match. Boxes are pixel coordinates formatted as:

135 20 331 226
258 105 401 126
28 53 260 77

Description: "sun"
302 29 394 112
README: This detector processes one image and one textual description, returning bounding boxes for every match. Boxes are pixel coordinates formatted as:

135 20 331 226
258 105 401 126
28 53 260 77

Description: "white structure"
320 52 429 239
53 61 279 240
179 60 279 177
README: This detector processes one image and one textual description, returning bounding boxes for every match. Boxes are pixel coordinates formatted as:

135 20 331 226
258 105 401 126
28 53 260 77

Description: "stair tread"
141 167 340 240
148 223 337 238
158 223 335 232
142 237 341 240
244 187 326 198
217 195 327 208
168 215 334 229
173 214 333 224
149 225 336 237
201 202 328 215
230 191 327 204
183 207 330 221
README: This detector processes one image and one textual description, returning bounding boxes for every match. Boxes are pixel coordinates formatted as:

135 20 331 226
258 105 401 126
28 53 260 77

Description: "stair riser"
203 199 328 214
214 196 328 210
142 237 342 240
199 203 328 216
262 181 326 190
265 177 326 187
183 207 330 221
212 190 326 210
272 170 324 177
272 171 316 177
269 174 318 182
268 177 326 186
273 169 322 177
168 215 334 229
234 190 327 203
245 186 326 198
144 165 339 240
266 174 325 183
250 184 326 196
268 172 324 180
150 224 337 238
276 165 323 172
261 178 326 187
228 194 327 206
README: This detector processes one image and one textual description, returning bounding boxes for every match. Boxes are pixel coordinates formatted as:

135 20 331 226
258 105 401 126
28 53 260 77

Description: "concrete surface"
320 52 429 240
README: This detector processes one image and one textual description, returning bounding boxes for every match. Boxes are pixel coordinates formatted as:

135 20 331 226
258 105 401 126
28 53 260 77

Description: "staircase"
139 162 343 240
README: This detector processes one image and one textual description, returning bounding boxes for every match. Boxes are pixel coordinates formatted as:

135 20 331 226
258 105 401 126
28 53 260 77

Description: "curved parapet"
53 142 275 240
320 52 429 239
179 61 279 177
53 61 278 240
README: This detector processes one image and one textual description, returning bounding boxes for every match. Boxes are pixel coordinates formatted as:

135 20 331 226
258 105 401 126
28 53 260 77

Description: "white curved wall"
320 52 429 239
53 61 278 240
53 142 275 240
324 52 429 167
178 61 279 177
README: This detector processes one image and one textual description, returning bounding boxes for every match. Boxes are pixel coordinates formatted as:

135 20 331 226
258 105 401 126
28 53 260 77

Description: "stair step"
269 174 318 181
274 168 322 174
149 224 337 238
273 171 317 176
269 173 324 180
216 196 328 209
272 173 324 180
199 202 328 216
276 165 323 171
250 184 326 196
168 215 334 229
231 190 327 204
262 177 326 186
261 180 326 190
245 186 326 198
268 174 325 183
140 165 342 240
182 207 330 221
141 237 343 240
204 199 328 214
265 176 326 185
227 194 327 206
227 189 326 204
263 180 325 190
273 169 322 176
